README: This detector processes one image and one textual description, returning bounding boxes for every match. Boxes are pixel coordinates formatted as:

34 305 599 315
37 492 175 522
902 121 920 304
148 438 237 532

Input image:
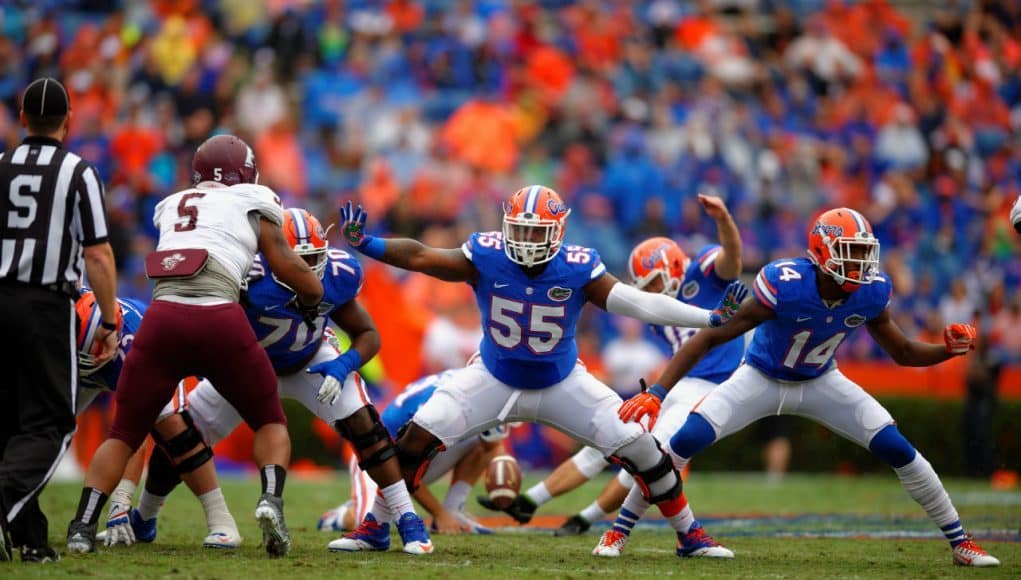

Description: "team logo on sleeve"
681 280 699 300
844 314 866 327
548 287 573 301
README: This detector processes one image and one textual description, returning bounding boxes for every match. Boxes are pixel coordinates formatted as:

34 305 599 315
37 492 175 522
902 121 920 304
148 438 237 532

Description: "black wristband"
100 320 118 331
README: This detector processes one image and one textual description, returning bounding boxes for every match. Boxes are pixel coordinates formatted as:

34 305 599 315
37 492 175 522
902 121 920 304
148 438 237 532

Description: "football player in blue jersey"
319 371 507 537
334 185 748 555
74 290 241 550
618 207 1000 567
472 195 743 556
112 208 433 555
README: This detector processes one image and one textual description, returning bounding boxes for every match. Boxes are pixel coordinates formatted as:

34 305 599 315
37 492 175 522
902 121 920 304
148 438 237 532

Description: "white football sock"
525 482 552 506
198 488 237 532
667 503 695 535
579 501 607 523
894 453 961 531
380 481 416 518
443 481 472 512
136 489 167 521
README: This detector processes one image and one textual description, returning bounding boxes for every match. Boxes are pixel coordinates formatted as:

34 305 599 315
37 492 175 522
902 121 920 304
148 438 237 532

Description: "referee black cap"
21 77 70 118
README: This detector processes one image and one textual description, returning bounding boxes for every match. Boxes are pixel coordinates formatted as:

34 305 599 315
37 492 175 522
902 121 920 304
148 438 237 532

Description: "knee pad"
571 446 610 479
395 422 444 491
335 406 398 471
868 424 917 468
151 410 214 474
669 412 717 459
145 448 182 496
611 434 682 504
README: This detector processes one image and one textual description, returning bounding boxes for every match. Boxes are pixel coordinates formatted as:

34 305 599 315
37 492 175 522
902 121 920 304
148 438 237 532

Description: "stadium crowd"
2 0 1020 393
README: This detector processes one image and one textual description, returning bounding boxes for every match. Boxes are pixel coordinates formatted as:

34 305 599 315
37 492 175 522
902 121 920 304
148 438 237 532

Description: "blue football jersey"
462 232 606 389
82 297 147 391
746 257 892 381
245 247 362 373
380 371 455 438
649 245 744 384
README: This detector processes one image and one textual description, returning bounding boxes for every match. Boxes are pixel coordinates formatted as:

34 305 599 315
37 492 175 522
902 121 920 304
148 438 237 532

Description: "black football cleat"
475 494 537 524
554 514 592 537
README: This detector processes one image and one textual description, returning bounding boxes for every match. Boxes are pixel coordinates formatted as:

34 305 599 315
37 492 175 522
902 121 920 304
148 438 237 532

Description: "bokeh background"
4 0 1018 480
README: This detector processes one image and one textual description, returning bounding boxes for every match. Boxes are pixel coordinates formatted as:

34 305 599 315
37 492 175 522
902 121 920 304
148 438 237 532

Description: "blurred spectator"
600 317 666 398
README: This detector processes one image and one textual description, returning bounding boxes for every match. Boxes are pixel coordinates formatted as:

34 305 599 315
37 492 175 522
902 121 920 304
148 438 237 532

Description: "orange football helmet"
280 208 329 279
76 290 123 376
807 207 880 292
627 237 690 298
502 185 571 267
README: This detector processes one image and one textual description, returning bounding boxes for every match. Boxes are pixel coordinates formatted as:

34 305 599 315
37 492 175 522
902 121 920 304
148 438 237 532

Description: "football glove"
307 350 363 406
104 502 136 547
339 201 369 247
944 323 977 355
618 379 668 426
708 280 749 328
286 294 322 326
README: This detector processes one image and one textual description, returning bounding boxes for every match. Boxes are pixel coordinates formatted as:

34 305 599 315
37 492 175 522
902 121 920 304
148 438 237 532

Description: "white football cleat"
254 494 291 558
318 500 353 533
592 529 629 557
952 537 1000 567
203 529 242 549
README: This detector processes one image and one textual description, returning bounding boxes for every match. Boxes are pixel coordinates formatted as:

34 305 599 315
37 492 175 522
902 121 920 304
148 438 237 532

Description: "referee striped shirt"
0 136 107 287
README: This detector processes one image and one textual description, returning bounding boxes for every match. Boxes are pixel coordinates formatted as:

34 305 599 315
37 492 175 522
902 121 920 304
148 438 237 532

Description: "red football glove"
618 380 667 426
944 323 977 355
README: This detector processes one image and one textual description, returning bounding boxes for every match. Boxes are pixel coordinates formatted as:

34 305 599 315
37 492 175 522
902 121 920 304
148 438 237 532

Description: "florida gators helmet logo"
628 237 689 298
502 185 571 268
279 208 330 284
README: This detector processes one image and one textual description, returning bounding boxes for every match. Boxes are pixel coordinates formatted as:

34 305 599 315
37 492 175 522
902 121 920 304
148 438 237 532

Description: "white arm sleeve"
605 282 712 328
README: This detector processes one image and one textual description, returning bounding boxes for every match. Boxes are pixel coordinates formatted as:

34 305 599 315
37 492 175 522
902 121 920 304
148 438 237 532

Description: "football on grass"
485 454 521 510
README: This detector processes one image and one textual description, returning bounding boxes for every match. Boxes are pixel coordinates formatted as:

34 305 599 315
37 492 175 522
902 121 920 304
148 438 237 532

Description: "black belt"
0 278 79 299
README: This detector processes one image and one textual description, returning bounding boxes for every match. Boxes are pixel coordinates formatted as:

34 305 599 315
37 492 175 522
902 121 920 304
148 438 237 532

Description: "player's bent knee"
612 434 682 504
669 412 716 459
335 406 399 470
395 422 445 491
571 446 610 479
868 424 917 468
151 411 214 474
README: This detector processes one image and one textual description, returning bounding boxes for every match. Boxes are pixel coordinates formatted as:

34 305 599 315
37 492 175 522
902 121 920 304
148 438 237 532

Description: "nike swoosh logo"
494 283 510 288
264 304 281 311
796 316 812 322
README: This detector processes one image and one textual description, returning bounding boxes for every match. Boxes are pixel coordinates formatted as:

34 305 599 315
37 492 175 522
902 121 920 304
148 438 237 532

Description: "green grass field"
5 471 1020 578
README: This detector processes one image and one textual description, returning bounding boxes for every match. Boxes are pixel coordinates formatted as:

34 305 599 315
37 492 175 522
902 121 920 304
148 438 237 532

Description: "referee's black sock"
73 488 108 525
260 465 287 498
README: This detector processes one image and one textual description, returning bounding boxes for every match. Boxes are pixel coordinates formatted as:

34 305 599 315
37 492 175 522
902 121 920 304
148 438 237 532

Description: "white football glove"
316 375 342 406
104 502 136 547
1011 194 1021 234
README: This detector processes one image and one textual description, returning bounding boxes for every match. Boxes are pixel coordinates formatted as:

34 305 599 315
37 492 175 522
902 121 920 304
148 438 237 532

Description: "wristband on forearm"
359 236 386 260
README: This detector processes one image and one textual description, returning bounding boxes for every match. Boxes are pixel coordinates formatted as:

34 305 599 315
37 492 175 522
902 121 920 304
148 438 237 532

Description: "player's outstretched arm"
619 299 771 424
699 194 742 280
258 217 324 306
339 201 477 283
588 274 748 328
866 309 977 366
330 299 381 367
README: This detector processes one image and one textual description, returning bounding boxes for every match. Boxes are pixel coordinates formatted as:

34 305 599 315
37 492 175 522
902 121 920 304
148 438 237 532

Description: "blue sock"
669 413 717 459
611 508 640 536
941 519 966 547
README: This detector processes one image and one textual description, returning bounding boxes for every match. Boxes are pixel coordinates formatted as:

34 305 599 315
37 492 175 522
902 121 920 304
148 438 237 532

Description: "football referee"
0 78 119 563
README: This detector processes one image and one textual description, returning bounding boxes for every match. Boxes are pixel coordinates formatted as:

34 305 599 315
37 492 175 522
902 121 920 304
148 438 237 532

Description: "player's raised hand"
697 194 730 220
944 323 978 355
339 201 369 247
104 502 136 547
709 280 748 327
618 379 667 425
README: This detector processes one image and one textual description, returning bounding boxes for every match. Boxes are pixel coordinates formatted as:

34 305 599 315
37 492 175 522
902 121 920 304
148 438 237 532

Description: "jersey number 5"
175 192 206 232
489 296 565 354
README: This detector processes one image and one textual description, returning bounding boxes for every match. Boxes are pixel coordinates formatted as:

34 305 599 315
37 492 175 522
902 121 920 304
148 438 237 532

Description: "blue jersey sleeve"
561 244 606 283
752 263 782 311
692 244 731 287
322 247 363 306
